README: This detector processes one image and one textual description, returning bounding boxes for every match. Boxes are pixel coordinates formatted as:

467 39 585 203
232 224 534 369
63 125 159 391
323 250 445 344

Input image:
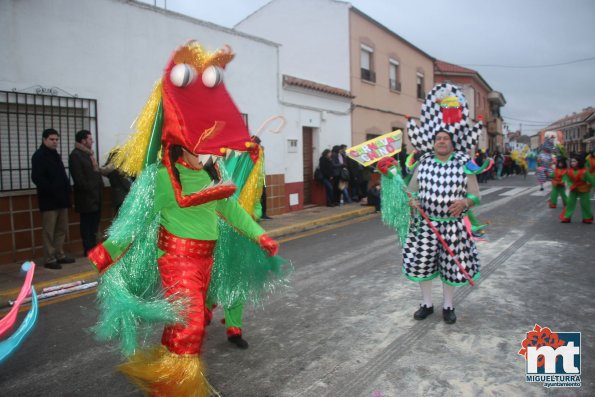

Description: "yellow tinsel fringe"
173 42 234 73
112 80 163 177
238 148 264 215
118 345 219 397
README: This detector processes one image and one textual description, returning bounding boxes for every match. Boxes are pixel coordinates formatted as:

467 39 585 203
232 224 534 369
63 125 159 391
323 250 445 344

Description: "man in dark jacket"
69 129 104 256
31 128 75 269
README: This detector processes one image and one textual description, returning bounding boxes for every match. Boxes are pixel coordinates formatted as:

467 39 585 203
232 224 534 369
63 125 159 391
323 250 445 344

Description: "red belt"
157 226 216 258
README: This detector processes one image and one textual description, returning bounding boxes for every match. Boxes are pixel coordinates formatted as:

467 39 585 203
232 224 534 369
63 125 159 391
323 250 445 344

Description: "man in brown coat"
69 129 104 256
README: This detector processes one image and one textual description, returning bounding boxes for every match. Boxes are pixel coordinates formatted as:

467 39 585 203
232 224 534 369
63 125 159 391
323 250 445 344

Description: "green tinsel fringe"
92 164 180 357
380 173 418 245
208 220 292 308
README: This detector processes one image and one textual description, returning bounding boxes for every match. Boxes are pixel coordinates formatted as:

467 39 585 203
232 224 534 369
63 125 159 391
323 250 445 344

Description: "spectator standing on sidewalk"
366 182 381 212
319 149 336 207
331 145 345 205
360 165 373 202
31 128 75 269
69 129 104 256
347 154 363 201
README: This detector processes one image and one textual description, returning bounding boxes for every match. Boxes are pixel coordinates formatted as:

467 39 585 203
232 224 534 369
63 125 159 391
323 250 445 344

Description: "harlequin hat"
407 82 482 154
541 137 554 152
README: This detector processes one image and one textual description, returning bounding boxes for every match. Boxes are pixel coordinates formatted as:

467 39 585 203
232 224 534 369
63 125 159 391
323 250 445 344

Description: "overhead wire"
461 57 595 69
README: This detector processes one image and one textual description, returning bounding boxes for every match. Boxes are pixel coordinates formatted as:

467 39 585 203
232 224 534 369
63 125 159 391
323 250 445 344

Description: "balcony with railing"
360 68 376 83
389 79 401 92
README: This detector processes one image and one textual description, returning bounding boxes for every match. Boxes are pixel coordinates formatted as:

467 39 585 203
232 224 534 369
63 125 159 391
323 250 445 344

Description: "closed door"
302 127 313 204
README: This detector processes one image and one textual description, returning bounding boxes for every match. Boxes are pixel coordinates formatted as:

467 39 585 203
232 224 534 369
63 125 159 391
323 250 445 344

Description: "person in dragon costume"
87 41 286 396
378 83 482 325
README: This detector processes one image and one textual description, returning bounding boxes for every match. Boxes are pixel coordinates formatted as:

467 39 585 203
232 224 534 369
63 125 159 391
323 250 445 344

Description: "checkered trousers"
402 218 480 285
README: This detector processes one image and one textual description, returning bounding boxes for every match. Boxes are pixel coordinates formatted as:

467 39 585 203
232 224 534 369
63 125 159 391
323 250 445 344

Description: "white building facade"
0 0 286 264
236 0 354 208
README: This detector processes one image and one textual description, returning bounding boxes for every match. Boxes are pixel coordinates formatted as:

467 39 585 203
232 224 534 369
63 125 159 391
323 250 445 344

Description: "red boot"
227 327 248 349
560 212 571 223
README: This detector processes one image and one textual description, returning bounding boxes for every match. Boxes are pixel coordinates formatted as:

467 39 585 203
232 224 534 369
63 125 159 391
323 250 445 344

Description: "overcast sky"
146 0 595 136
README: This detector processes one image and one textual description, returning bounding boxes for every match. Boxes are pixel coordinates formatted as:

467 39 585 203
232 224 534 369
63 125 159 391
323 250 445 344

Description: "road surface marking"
479 187 505 196
530 189 550 196
499 187 530 196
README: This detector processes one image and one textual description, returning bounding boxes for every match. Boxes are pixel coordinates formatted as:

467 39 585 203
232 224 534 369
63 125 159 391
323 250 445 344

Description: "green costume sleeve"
217 198 265 241
93 164 160 266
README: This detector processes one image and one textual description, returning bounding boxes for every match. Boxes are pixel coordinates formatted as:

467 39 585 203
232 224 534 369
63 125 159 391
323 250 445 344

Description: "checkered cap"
408 83 482 154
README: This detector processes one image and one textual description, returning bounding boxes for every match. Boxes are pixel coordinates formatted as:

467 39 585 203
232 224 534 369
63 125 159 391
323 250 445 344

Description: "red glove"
377 157 398 175
477 115 484 122
88 243 114 274
259 234 279 256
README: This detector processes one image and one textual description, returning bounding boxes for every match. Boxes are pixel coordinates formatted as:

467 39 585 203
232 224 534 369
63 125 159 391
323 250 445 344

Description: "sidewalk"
0 203 377 308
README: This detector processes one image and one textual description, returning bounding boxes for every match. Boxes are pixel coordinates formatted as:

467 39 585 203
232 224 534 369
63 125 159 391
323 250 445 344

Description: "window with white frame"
389 59 401 91
360 44 375 82
416 72 425 99
287 139 298 153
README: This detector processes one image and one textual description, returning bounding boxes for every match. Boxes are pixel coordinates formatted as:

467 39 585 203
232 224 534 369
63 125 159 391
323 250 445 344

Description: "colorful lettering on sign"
346 130 403 166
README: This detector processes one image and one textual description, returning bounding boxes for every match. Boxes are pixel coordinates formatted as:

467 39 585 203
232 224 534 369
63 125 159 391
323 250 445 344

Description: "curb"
0 270 99 308
0 206 376 307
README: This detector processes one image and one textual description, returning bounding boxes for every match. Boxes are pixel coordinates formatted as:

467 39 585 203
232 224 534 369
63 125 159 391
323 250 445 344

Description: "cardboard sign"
346 130 402 166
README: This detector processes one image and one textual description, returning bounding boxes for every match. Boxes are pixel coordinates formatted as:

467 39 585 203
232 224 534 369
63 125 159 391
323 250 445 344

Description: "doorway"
302 127 313 205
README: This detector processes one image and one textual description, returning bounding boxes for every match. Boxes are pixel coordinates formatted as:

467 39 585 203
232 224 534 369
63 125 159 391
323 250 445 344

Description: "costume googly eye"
170 64 197 87
202 66 224 88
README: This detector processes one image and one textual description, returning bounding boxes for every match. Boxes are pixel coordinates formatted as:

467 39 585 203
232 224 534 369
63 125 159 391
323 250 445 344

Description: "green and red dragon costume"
88 41 288 396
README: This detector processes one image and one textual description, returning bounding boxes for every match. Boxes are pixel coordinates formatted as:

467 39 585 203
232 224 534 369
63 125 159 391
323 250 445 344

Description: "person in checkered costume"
403 82 482 324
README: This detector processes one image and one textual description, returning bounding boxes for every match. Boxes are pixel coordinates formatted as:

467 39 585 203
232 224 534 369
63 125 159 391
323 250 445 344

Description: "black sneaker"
57 256 75 264
413 304 434 320
228 335 249 349
443 308 457 324
44 261 62 270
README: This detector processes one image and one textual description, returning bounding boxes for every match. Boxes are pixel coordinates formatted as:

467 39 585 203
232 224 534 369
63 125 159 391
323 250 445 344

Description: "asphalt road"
1 175 594 397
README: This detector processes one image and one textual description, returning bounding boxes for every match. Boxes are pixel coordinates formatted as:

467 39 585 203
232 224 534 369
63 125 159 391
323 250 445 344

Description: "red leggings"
157 227 216 355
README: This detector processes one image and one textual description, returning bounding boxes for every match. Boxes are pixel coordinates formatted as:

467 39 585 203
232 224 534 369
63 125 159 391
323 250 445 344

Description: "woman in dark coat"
319 149 335 207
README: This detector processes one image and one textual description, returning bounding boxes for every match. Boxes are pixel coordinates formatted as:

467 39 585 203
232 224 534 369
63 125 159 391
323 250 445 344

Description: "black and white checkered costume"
402 82 481 285
402 153 480 285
